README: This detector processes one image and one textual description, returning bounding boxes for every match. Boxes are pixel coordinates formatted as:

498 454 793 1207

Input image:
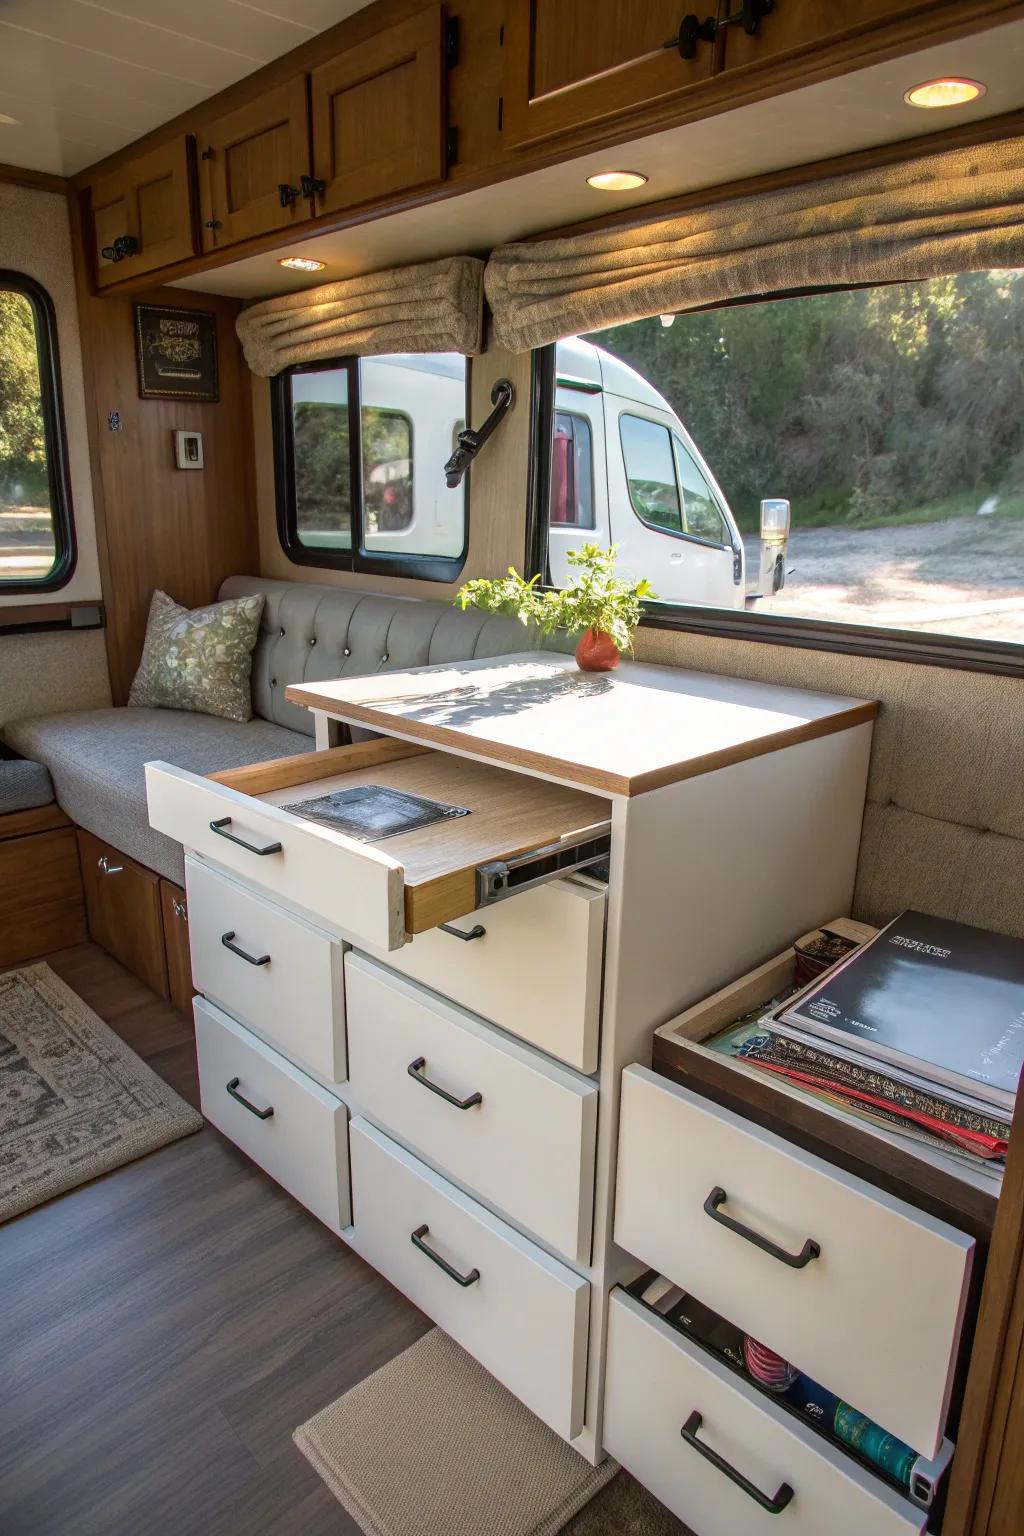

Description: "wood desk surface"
287 654 877 797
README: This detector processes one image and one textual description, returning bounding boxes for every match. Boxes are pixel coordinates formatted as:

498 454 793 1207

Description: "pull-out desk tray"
146 738 610 952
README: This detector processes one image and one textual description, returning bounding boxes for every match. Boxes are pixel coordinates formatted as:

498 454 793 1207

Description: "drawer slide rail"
476 826 611 906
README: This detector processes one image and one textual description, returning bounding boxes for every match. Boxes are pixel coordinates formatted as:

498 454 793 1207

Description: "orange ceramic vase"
575 627 620 672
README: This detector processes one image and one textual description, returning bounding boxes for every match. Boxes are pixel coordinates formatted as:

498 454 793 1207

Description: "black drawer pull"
225 1077 274 1120
681 1411 793 1514
439 922 486 942
221 931 270 966
210 817 282 856
410 1224 479 1287
704 1186 820 1269
407 1057 482 1109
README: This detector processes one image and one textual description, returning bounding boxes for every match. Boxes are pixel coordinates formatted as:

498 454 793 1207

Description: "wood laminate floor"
0 943 432 1536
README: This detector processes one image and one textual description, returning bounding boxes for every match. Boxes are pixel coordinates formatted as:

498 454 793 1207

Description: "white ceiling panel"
0 0 372 175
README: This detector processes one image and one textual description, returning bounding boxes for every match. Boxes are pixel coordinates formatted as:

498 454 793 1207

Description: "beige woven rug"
0 963 202 1223
295 1329 689 1536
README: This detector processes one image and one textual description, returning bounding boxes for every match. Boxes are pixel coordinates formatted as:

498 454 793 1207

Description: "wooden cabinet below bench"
0 809 86 967
79 829 168 998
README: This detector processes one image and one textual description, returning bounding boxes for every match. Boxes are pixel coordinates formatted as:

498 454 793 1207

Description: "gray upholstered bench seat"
0 758 55 816
3 708 311 884
1 576 553 887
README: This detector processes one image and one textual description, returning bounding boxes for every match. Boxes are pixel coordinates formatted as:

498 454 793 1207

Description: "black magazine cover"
777 910 1024 1109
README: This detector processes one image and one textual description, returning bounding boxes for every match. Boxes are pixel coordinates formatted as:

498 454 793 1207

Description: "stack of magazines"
710 910 1024 1173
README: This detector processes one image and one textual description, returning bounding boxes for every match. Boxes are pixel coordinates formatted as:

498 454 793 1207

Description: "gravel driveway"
745 515 1024 641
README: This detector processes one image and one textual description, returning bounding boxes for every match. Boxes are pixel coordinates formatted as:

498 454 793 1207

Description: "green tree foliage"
0 289 48 507
593 271 1024 531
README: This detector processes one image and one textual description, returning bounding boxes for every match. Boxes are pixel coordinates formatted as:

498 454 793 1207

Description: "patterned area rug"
0 963 202 1223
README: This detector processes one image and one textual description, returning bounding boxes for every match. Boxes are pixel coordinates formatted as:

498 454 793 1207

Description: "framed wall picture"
135 304 219 402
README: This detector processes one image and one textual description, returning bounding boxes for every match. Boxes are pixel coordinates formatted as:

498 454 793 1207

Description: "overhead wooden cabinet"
197 78 312 251
310 6 445 215
90 137 197 289
719 0 959 73
501 0 717 147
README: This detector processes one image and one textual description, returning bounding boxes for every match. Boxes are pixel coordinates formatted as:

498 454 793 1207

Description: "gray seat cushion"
3 708 311 884
0 758 55 815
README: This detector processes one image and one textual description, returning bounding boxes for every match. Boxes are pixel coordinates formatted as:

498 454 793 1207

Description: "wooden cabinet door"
310 6 445 216
720 0 959 74
91 137 196 290
198 78 312 251
79 829 168 998
160 878 195 1016
502 0 718 148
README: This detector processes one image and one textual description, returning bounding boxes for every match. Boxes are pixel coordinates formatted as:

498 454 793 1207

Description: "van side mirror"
760 498 790 541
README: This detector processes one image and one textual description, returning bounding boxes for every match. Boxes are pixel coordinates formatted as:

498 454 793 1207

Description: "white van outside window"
547 337 750 611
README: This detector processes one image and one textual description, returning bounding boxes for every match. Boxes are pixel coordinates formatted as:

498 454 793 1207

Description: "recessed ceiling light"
586 170 648 192
904 77 986 109
278 255 326 272
0 113 20 127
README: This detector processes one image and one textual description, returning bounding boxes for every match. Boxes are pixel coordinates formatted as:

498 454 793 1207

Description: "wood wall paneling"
71 181 259 700
945 1083 1024 1534
0 826 87 967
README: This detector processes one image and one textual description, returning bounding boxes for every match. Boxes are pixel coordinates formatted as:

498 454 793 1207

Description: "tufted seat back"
219 576 554 737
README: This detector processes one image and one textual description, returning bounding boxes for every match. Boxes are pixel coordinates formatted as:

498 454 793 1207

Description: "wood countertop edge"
284 686 879 796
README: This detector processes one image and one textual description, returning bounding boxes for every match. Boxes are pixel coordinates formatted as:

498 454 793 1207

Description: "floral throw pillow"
129 590 265 723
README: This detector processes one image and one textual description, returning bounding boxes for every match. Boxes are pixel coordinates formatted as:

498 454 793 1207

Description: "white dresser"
145 652 877 1468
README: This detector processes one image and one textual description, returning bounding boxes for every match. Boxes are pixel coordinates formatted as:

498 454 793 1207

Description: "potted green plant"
456 545 653 672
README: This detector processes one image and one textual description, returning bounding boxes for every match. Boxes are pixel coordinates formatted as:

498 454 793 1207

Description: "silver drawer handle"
97 855 124 875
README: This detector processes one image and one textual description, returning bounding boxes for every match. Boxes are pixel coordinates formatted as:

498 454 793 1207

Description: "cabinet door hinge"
445 127 459 169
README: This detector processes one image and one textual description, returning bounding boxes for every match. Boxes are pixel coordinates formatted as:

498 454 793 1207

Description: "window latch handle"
444 379 515 489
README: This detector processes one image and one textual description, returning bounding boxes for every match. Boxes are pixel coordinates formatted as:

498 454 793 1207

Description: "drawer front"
194 997 350 1234
346 954 597 1264
614 1067 973 1458
376 878 605 1072
349 1118 590 1441
604 1290 926 1536
186 857 345 1083
147 761 405 950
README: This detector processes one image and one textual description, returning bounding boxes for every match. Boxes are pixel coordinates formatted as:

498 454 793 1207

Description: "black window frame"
529 331 1024 680
273 353 471 584
0 269 76 594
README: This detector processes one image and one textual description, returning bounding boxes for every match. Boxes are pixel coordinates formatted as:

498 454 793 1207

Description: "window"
533 272 1024 667
550 411 595 529
0 271 74 590
275 351 469 581
620 414 682 533
674 436 730 547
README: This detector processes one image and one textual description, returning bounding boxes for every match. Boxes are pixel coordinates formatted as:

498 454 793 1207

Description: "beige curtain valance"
484 137 1024 353
236 256 485 376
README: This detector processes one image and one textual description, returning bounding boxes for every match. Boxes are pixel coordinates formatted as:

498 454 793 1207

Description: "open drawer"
146 739 609 952
615 1066 974 1458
